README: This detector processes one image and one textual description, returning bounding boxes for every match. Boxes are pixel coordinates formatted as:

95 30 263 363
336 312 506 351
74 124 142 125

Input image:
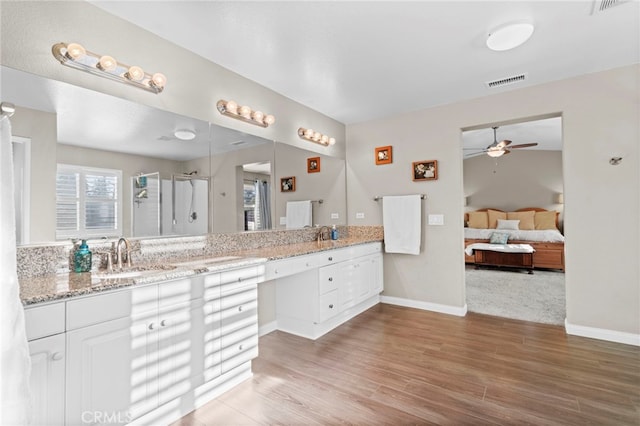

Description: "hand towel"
286 200 312 229
382 195 421 255
0 115 32 425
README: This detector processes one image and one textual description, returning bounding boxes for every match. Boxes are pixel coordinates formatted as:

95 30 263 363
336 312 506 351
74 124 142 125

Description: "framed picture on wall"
280 176 296 192
412 160 438 181
307 157 321 173
375 146 392 165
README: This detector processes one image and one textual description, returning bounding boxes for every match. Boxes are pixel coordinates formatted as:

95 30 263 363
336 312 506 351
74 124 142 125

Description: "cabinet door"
66 314 156 425
29 333 65 426
338 260 363 311
156 298 205 405
359 253 384 299
370 253 384 294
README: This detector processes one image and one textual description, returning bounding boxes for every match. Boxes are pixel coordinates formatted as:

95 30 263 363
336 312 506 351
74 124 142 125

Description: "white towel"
0 115 32 425
382 195 421 255
286 200 312 229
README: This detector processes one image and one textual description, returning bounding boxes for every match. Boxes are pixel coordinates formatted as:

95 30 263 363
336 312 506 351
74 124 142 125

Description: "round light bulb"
313 133 321 142
252 110 264 122
321 135 329 144
487 149 506 158
151 73 166 88
97 55 117 71
264 114 275 125
225 100 238 114
329 137 336 146
304 128 314 138
486 22 534 51
239 105 252 118
65 43 86 60
126 66 145 81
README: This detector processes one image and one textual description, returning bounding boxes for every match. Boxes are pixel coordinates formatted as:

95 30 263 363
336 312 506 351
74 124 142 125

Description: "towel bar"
373 194 425 201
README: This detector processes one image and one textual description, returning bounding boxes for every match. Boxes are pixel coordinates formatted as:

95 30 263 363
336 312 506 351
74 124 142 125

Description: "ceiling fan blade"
509 143 538 149
497 139 512 148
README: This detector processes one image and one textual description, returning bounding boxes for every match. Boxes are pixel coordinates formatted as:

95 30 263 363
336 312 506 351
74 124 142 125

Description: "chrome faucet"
115 237 131 270
317 226 331 243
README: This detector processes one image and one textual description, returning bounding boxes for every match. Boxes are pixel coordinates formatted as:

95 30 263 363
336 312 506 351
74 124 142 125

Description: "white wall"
347 65 639 338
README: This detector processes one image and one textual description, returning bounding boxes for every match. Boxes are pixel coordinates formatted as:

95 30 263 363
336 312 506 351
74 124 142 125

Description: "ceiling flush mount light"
52 42 166 94
298 127 336 146
216 100 275 128
174 129 196 141
486 22 534 51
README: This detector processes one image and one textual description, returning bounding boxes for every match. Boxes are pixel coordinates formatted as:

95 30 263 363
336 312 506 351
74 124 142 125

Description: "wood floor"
176 304 640 425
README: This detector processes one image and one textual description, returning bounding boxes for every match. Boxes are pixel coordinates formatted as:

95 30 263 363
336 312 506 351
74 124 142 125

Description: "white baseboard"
259 320 278 336
380 295 467 317
565 319 640 346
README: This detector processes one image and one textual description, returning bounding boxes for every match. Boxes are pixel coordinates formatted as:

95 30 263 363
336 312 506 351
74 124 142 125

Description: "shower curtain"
0 115 31 423
255 180 272 230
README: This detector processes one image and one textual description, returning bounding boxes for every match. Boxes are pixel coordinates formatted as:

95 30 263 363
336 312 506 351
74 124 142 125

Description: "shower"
172 171 207 227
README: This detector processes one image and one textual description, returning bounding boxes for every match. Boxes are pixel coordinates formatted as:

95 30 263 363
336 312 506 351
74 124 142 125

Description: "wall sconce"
216 100 275 128
52 42 166 94
298 127 336 146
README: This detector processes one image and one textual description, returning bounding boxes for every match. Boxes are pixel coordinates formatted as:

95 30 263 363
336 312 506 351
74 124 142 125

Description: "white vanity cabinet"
275 242 383 340
25 302 66 426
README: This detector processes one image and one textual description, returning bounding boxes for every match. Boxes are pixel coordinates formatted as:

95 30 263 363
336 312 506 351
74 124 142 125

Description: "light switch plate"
356 212 365 219
428 214 444 225
331 213 339 219
280 216 287 225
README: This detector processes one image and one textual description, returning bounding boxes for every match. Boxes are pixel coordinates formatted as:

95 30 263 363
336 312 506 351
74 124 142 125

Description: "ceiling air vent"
485 73 528 89
592 0 629 14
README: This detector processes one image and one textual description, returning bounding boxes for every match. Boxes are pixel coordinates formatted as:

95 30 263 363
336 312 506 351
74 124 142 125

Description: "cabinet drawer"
318 264 339 295
220 267 259 295
158 278 202 308
203 273 221 301
220 325 258 374
24 302 65 341
66 285 156 331
266 255 319 280
318 290 339 322
220 292 258 334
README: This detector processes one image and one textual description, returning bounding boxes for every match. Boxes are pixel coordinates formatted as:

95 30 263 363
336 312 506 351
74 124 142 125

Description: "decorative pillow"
467 211 489 229
487 209 507 229
497 219 520 230
507 210 535 230
535 211 558 230
489 232 509 244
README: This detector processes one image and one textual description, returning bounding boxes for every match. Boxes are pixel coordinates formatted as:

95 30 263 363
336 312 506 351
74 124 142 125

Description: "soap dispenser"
331 225 338 241
74 240 92 273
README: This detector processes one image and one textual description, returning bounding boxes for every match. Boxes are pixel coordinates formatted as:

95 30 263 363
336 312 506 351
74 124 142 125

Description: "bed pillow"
497 219 520 230
535 211 558 230
487 209 507 229
507 210 535 230
467 211 489 229
489 232 509 244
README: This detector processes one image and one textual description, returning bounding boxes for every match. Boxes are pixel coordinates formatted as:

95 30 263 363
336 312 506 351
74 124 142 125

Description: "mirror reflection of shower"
170 171 209 236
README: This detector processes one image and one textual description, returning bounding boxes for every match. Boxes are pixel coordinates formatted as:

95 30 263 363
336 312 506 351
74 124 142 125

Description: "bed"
464 207 565 271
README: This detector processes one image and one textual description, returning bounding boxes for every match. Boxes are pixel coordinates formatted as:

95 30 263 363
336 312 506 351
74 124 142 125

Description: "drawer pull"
237 277 243 282
51 352 64 361
329 304 334 309
328 256 333 261
238 344 244 351
160 320 168 327
238 305 243 312
328 277 333 282
148 322 156 330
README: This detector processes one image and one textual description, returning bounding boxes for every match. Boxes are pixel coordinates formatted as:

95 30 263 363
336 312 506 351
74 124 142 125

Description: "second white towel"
286 200 312 229
382 195 422 255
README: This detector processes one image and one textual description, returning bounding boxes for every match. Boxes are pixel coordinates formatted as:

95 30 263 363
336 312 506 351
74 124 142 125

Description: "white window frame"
56 164 123 240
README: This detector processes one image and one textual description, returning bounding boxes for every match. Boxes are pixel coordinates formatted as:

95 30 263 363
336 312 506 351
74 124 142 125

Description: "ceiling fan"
464 126 538 158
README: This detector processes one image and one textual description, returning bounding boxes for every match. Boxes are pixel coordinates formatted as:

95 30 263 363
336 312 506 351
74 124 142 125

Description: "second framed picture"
375 146 392 165
280 176 296 192
307 157 321 173
412 160 438 181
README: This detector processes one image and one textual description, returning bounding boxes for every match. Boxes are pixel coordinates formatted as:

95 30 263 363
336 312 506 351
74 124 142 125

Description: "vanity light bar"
52 42 167 94
216 100 275 128
298 127 336 146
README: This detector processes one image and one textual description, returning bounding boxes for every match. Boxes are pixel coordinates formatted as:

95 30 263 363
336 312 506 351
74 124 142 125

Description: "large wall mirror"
3 66 347 245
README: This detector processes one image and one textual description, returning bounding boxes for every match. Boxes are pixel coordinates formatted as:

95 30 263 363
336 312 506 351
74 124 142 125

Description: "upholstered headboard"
464 207 560 230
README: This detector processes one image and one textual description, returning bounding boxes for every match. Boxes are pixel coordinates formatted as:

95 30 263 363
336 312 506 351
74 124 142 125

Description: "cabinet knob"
51 352 64 361
238 305 243 312
237 277 243 282
328 257 333 261
148 322 156 330
328 277 333 282
160 320 168 327
238 344 244 351
329 304 334 309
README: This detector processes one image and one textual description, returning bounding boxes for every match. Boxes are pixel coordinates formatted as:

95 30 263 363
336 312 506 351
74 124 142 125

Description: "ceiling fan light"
487 22 534 51
487 149 506 158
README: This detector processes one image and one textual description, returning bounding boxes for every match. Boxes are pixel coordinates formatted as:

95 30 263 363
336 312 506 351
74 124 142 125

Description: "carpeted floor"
465 266 565 325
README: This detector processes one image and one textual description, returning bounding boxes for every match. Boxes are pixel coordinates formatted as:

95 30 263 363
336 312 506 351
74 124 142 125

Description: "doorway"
12 136 30 245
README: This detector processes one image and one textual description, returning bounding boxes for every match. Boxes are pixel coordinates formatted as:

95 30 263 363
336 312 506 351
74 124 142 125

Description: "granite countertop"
20 236 382 306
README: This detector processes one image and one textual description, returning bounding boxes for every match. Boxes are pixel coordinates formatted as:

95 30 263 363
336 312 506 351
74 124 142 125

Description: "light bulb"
239 105 252 118
264 115 275 125
329 138 336 146
97 55 117 71
225 100 238 114
150 73 166 88
126 66 145 81
304 128 314 138
486 22 534 51
487 149 505 158
321 135 329 144
313 133 321 142
65 43 86 60
252 111 264 122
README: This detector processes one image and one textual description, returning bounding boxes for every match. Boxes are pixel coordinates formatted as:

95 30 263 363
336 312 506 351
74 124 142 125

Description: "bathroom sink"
94 264 177 279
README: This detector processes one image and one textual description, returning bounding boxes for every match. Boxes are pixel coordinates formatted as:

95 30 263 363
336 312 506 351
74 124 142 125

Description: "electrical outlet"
331 213 339 219
428 214 444 225
356 212 365 219
280 217 286 225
